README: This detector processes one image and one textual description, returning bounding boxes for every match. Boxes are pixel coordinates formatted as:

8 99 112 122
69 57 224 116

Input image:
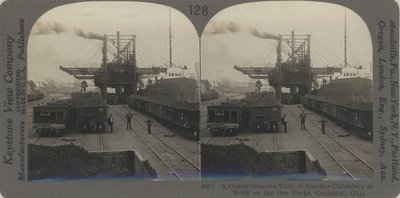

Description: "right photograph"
200 2 373 180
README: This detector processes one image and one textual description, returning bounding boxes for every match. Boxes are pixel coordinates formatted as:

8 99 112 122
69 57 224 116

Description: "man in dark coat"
320 116 327 134
108 114 113 133
281 114 287 133
125 111 133 130
299 110 307 130
147 116 153 134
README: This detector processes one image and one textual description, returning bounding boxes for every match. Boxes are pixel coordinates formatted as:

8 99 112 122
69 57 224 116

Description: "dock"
201 98 373 180
28 97 200 181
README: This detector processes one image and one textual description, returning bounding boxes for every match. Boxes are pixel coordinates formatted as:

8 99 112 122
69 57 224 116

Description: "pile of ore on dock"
201 144 309 178
28 144 140 180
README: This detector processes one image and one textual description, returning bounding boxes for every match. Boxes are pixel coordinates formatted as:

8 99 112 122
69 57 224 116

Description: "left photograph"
27 2 200 181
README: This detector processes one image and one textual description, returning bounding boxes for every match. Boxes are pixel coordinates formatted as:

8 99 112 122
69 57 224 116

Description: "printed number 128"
189 5 208 16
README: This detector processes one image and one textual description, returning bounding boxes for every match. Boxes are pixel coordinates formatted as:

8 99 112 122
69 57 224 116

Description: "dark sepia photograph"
200 2 373 180
27 2 200 181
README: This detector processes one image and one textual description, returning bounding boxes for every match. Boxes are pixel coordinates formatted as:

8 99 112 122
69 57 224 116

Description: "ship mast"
169 8 172 68
344 9 347 68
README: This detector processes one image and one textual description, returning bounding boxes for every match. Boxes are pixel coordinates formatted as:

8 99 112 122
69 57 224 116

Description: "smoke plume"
204 21 242 35
249 28 280 40
32 21 67 35
74 29 105 40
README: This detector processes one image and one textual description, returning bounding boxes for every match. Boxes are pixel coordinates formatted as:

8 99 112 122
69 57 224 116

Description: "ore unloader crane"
234 31 341 103
60 31 167 104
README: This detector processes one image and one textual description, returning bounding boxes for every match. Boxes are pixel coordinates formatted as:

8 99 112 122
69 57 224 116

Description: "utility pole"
117 31 120 63
169 9 172 68
103 35 108 102
277 36 282 101
291 31 295 63
132 35 137 94
344 9 347 68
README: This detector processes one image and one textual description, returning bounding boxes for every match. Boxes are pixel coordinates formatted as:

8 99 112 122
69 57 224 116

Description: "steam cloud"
249 28 280 40
32 21 104 40
204 21 242 35
204 21 280 41
74 29 105 40
32 21 67 35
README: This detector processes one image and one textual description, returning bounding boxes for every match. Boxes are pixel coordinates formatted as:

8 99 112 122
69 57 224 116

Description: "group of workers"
107 111 153 134
105 109 328 134
280 110 327 134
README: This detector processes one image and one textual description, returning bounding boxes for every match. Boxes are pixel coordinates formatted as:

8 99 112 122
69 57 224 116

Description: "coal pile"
28 144 134 180
201 144 303 178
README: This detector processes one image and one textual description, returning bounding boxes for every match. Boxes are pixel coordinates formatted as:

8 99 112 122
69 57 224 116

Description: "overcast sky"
202 1 372 82
27 1 372 84
28 2 198 84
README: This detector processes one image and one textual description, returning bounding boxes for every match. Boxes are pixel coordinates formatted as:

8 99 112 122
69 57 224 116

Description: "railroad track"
99 135 104 152
204 137 215 144
252 134 259 148
80 135 85 147
145 117 200 146
31 137 41 145
204 133 237 145
286 106 373 180
119 107 200 154
113 105 199 181
121 105 200 146
290 106 374 171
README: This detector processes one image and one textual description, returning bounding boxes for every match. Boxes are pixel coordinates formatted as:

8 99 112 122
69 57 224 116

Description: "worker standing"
147 116 153 134
320 116 327 134
125 111 133 130
108 114 113 133
299 110 307 130
281 114 287 133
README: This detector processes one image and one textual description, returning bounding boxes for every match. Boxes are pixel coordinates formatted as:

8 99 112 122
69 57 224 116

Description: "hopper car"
127 78 200 140
301 78 373 139
207 92 282 136
28 92 44 102
207 100 249 136
33 93 108 136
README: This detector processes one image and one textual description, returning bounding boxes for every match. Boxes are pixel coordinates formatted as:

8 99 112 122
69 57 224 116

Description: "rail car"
201 80 219 101
207 100 249 136
28 92 44 102
127 96 200 140
280 93 294 105
201 92 219 101
127 78 200 140
33 100 75 136
28 80 44 102
301 78 373 139
207 92 282 136
246 92 282 132
33 93 108 136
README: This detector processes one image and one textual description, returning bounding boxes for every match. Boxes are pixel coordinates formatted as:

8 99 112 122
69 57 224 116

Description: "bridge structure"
60 31 167 104
234 66 341 79
234 31 342 102
60 66 167 80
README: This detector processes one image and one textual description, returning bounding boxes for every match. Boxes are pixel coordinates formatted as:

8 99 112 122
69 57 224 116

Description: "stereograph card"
0 0 398 197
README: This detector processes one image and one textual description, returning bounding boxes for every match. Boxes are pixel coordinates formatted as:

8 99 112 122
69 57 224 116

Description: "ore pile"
201 144 301 178
315 78 372 110
28 144 134 180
